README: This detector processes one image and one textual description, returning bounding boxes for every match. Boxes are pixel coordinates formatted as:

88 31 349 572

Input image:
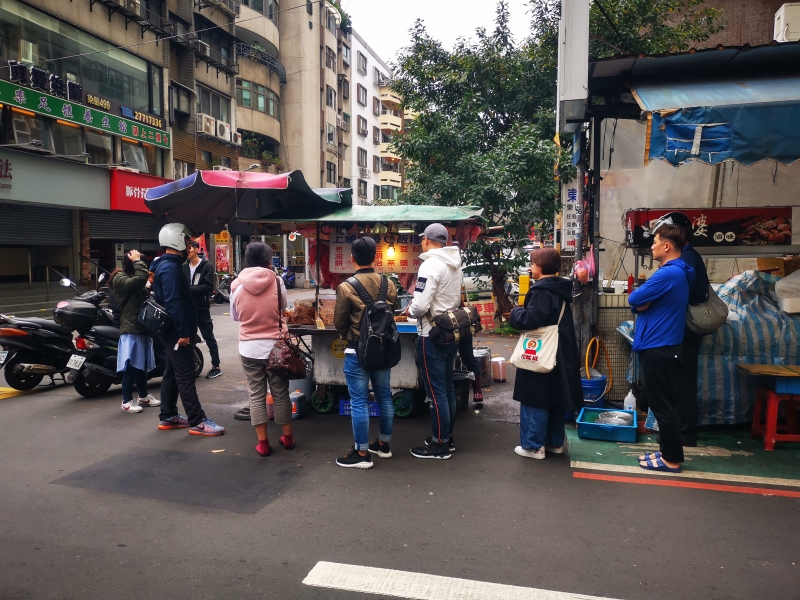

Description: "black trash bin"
452 369 473 411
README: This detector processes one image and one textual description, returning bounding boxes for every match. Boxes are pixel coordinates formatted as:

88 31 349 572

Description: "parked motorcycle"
0 277 109 391
281 267 296 290
213 273 235 304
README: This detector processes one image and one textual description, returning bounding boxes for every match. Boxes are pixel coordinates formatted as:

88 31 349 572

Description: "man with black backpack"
333 237 399 469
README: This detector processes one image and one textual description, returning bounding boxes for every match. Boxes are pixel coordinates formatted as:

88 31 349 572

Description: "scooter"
213 273 235 304
281 267 296 289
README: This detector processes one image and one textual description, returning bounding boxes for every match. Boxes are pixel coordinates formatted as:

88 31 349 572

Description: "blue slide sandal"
638 455 681 473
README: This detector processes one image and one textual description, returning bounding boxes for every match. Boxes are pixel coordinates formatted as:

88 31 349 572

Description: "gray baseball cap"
421 223 448 244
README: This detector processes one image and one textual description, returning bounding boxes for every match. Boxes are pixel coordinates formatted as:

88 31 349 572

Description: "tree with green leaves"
391 0 724 316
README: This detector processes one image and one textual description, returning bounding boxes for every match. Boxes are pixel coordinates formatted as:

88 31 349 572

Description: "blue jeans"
343 353 394 451
121 365 148 402
416 337 458 443
519 404 566 450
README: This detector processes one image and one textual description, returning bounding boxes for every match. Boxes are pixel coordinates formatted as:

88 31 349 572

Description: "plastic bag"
775 269 800 300
574 260 590 284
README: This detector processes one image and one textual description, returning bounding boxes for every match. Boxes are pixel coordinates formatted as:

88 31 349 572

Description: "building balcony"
196 42 238 77
379 86 402 110
235 106 281 144
379 111 402 133
379 169 402 186
89 0 175 38
379 142 400 162
195 0 240 17
404 108 418 121
235 43 286 85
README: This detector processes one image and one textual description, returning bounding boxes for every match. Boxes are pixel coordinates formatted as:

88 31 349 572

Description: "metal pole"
304 236 310 284
283 234 288 269
28 251 32 289
45 265 50 301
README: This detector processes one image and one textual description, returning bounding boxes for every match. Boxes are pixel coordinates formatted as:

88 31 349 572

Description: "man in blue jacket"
629 224 695 472
153 223 224 436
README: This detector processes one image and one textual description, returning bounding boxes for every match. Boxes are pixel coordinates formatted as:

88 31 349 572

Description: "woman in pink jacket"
230 242 294 456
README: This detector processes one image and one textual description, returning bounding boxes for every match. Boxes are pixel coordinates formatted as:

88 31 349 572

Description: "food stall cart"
243 204 484 417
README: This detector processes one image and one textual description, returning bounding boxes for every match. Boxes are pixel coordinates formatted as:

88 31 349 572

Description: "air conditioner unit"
775 3 800 41
197 41 211 57
213 165 232 171
196 113 216 136
231 131 242 146
216 120 231 142
359 167 371 178
126 0 141 14
336 116 343 129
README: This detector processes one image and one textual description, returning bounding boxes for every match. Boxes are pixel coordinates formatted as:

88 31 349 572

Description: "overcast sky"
343 0 534 66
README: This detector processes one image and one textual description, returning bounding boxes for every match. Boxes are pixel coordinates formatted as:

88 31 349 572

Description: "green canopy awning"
244 204 483 224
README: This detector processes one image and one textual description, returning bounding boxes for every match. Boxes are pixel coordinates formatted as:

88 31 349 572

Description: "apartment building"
348 28 400 204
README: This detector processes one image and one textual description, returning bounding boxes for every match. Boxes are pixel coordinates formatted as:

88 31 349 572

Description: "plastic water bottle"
290 390 306 420
266 393 275 421
624 389 637 412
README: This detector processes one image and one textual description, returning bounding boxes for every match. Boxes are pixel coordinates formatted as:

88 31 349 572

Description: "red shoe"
256 442 271 457
279 435 296 450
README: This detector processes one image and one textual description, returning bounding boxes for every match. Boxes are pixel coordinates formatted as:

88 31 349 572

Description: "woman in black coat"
509 248 582 459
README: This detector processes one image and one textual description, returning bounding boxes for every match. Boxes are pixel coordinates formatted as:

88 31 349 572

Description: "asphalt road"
0 303 798 600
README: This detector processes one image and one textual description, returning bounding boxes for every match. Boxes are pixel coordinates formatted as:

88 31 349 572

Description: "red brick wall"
700 0 785 47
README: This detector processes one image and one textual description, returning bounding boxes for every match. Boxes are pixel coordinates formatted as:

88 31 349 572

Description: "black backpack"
346 275 402 372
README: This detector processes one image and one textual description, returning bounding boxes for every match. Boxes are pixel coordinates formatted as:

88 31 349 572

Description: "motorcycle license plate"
66 354 86 370
0 351 7 365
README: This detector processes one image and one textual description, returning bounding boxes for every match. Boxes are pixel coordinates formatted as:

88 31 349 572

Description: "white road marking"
303 561 620 600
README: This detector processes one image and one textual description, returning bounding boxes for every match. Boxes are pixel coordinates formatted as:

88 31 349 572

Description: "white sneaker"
515 445 545 459
121 399 143 413
545 445 564 454
138 394 161 407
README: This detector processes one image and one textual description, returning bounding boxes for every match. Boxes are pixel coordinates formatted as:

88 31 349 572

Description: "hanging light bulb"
387 242 396 258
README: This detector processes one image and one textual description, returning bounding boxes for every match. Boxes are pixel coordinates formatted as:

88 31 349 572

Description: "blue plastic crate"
396 323 417 334
576 407 638 443
339 400 380 417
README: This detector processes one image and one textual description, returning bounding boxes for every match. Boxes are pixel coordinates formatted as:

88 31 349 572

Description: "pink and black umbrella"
145 169 351 233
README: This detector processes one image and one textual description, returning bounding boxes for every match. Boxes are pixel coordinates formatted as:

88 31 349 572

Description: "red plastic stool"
750 388 800 451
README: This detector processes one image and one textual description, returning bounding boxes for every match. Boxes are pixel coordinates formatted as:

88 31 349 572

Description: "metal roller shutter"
88 211 165 239
0 203 72 245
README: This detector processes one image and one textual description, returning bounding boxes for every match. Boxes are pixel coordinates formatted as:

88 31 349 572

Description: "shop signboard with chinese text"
329 234 423 274
110 170 170 213
625 208 793 248
561 184 580 250
0 78 170 149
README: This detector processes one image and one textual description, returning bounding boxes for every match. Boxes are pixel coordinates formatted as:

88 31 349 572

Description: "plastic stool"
750 388 800 451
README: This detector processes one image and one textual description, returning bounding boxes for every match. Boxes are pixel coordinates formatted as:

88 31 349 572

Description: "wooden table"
736 363 800 450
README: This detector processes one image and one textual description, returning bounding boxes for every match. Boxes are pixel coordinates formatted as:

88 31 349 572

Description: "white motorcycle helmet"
158 223 194 251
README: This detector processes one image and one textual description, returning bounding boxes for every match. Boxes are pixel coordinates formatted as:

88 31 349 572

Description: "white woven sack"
510 302 565 374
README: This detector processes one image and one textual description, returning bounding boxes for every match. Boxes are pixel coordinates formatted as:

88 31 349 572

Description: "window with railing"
373 127 381 145
236 79 279 118
326 123 335 144
326 46 336 70
357 116 368 136
195 17 233 68
197 85 230 124
326 9 337 33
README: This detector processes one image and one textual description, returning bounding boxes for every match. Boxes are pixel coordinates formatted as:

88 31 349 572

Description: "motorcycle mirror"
59 278 74 287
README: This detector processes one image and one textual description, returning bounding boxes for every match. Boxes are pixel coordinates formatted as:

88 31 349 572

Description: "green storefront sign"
0 78 170 150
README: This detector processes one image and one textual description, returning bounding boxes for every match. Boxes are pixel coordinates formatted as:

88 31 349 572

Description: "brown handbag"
267 277 308 380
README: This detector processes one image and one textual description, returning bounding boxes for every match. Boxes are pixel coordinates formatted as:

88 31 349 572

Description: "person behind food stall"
407 223 464 460
184 240 222 380
333 237 398 469
629 225 695 473
509 247 581 459
153 223 225 436
109 250 160 413
230 242 294 457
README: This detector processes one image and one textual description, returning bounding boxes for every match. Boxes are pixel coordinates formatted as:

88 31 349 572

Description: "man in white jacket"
408 223 463 460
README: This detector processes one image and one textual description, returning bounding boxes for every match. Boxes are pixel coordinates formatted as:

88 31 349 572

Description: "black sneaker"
425 436 455 453
411 441 452 460
336 449 374 469
206 367 222 379
234 406 251 421
368 439 392 459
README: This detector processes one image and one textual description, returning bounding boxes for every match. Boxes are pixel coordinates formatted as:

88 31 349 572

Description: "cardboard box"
757 257 800 278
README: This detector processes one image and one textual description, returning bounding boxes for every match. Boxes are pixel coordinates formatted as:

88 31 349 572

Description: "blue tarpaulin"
620 271 800 425
632 76 800 167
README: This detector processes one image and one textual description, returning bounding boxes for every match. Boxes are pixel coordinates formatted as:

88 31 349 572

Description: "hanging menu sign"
0 78 170 150
329 234 423 274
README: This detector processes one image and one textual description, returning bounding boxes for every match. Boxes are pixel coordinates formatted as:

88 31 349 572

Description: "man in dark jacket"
629 224 695 472
509 247 582 459
184 240 221 379
153 223 224 436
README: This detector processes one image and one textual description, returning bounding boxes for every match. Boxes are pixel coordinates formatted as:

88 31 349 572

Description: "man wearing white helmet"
152 223 225 436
